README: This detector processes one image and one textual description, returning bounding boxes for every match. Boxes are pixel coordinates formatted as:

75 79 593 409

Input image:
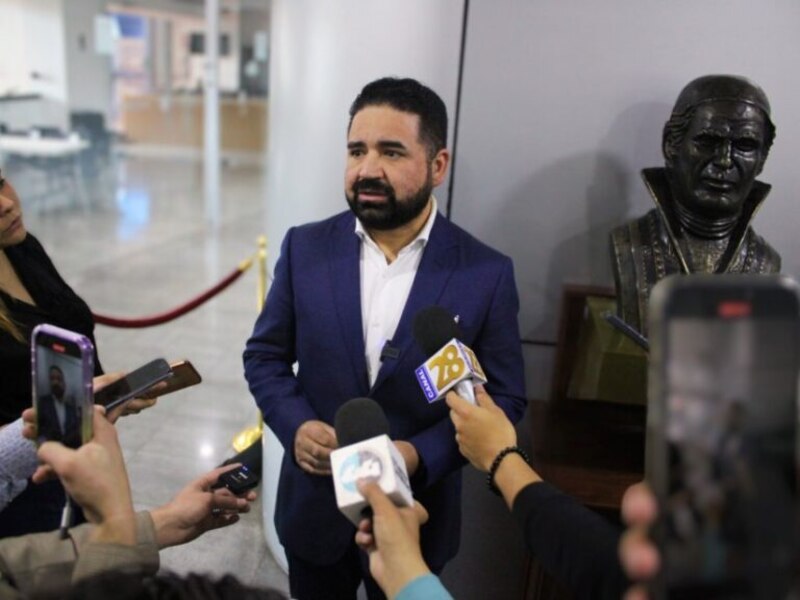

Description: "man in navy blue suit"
37 365 81 448
244 77 526 600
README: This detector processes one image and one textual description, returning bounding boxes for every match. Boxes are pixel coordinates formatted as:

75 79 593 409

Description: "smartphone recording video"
32 324 94 449
648 276 800 599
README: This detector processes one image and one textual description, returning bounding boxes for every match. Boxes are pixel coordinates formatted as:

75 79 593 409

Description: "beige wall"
121 94 266 152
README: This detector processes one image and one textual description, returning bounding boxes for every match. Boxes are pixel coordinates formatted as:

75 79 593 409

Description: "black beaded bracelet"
487 445 531 495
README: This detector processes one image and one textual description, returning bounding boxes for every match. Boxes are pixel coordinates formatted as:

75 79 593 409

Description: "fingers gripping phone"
94 358 172 411
32 324 94 448
647 275 800 599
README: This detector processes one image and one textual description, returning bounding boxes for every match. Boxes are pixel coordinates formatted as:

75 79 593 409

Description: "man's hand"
355 480 431 599
393 441 419 477
149 463 257 549
619 482 660 600
294 420 337 475
36 406 136 545
446 385 517 472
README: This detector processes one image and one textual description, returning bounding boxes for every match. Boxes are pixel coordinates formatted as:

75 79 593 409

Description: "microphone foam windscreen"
413 306 461 356
334 397 390 447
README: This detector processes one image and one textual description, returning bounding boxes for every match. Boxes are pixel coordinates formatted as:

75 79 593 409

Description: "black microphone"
379 340 400 362
334 397 389 446
330 398 413 524
412 306 486 404
413 306 462 355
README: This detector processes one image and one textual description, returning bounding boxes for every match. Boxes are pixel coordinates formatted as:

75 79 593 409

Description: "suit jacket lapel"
329 215 370 393
370 215 459 394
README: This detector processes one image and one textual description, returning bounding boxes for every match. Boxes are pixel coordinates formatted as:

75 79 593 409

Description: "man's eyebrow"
347 140 409 152
376 140 407 151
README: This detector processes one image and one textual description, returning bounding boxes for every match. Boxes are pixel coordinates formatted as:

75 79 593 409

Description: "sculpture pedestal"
567 296 647 406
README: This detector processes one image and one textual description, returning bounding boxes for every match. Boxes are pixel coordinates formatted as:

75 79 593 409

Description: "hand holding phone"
94 358 172 412
647 275 800 598
211 464 260 496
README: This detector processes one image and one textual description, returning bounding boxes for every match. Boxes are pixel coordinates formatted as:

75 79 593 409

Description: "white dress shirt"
356 197 438 387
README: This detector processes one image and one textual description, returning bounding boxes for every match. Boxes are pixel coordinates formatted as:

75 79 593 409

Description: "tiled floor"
19 154 290 595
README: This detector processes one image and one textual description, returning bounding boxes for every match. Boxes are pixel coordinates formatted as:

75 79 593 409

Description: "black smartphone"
648 275 800 599
94 358 172 411
31 324 95 448
138 360 201 399
212 465 260 495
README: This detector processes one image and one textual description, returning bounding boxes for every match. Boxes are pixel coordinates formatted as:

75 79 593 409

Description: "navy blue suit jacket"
36 395 81 448
243 210 526 568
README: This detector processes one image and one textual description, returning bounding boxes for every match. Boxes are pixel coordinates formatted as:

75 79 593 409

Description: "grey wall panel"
452 0 800 346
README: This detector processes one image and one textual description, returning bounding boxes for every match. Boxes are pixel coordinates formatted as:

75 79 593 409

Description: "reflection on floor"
21 156 289 595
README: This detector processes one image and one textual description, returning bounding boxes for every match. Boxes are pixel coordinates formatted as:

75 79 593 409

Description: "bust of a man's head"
661 75 776 228
609 75 781 337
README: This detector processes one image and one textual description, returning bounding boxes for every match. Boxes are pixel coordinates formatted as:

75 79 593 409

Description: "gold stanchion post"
232 235 268 452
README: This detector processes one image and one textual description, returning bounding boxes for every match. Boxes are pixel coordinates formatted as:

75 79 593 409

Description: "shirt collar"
354 196 438 252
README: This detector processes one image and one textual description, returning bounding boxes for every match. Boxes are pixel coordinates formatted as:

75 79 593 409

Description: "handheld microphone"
412 306 487 405
330 397 413 525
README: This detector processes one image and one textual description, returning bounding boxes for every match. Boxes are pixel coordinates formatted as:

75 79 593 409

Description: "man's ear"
662 136 674 170
430 149 450 187
755 151 768 176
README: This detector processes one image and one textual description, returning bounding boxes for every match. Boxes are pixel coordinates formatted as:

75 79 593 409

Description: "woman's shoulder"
8 233 51 266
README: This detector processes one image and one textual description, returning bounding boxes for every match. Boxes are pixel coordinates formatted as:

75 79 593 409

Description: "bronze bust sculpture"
610 75 781 335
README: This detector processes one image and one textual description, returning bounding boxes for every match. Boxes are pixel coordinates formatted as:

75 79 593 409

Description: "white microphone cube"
331 434 413 525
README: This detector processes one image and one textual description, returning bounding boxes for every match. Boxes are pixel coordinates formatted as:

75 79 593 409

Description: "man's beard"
347 175 433 231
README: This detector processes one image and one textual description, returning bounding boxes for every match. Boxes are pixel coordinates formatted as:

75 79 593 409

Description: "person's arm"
148 463 256 549
0 512 158 597
447 388 627 599
403 258 527 486
355 481 453 600
0 407 148 596
394 574 453 600
0 419 38 512
243 230 337 475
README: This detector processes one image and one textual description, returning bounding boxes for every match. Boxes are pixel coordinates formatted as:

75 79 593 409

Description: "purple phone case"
31 324 95 446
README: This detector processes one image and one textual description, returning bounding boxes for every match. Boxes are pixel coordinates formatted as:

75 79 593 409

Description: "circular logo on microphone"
339 450 383 493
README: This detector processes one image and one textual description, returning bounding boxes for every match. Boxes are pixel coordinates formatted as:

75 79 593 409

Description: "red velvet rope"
92 266 248 329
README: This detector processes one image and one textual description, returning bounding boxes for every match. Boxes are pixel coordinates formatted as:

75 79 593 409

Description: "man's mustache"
352 178 394 197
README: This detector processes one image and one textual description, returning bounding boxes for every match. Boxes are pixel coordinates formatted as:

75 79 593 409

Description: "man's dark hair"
348 77 448 158
49 365 64 375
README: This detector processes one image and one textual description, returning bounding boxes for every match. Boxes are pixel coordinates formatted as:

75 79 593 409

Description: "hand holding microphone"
355 480 431 600
446 385 517 472
413 306 487 405
331 397 414 525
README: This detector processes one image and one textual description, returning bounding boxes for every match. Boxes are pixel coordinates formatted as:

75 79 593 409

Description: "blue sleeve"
395 573 453 600
242 229 319 454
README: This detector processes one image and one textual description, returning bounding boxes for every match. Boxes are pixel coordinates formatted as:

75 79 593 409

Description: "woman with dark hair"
0 169 153 535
